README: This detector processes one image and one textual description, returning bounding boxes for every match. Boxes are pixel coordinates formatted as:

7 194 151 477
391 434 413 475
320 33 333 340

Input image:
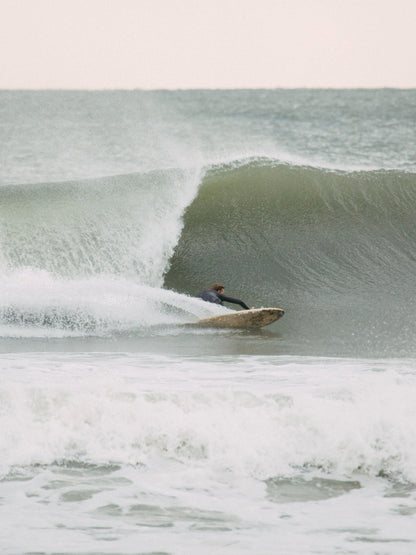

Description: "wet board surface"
194 307 285 329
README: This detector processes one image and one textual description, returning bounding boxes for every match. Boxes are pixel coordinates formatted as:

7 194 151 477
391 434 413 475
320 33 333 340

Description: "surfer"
197 284 251 310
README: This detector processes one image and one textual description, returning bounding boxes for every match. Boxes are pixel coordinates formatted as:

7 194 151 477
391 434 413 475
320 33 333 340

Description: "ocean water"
1 89 416 554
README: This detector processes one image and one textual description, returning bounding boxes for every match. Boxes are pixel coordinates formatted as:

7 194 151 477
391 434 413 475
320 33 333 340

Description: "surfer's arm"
217 293 250 310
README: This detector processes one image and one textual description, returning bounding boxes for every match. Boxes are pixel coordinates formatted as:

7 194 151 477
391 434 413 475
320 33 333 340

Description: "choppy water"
1 89 416 554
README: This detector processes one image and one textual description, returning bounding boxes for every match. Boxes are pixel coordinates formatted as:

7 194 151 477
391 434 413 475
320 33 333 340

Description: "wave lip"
0 167 200 285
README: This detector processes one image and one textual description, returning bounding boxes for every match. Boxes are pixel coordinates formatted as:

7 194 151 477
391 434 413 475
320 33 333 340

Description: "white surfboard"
194 307 284 329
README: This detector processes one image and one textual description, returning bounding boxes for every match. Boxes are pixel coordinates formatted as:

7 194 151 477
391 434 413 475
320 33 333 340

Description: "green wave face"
165 160 416 299
164 160 416 355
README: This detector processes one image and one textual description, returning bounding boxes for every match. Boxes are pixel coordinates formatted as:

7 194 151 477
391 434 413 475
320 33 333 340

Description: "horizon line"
1 86 415 92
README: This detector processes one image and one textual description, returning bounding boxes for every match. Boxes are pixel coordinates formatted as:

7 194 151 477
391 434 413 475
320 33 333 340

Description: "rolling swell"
164 159 416 354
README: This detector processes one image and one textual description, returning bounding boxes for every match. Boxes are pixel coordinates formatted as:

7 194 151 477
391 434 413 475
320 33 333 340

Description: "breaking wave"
1 157 416 353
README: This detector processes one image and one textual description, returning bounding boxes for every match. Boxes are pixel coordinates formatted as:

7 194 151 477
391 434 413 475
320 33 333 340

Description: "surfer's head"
210 283 224 292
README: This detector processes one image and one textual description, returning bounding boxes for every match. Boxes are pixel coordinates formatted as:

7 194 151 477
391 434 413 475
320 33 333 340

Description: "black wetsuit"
197 289 249 310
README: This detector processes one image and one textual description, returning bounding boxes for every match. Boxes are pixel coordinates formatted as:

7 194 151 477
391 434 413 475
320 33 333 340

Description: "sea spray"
0 168 200 284
0 269 225 336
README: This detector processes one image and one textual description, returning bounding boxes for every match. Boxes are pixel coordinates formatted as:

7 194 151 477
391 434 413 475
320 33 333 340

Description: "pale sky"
1 0 415 89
